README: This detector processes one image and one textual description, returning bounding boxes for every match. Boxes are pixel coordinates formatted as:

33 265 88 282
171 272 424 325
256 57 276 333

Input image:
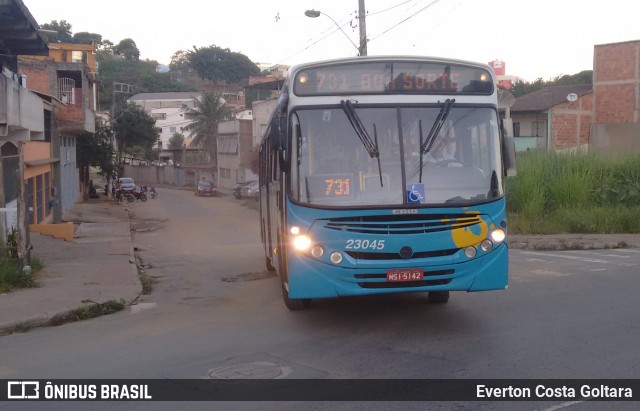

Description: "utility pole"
111 82 134 180
358 0 367 56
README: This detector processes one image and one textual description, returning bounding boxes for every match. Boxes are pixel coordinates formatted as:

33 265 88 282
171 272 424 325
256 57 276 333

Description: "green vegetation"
0 249 43 292
507 150 640 234
138 267 155 295
49 300 125 327
509 70 592 97
183 91 230 158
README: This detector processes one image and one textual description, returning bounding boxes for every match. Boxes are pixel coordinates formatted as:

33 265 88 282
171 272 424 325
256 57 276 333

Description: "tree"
168 133 185 150
113 103 158 169
114 38 140 60
72 31 102 45
96 54 189 109
509 78 546 97
183 91 229 163
77 121 115 194
509 70 593 97
97 39 115 54
187 45 260 84
40 20 73 43
78 121 115 175
550 70 593 86
169 50 191 80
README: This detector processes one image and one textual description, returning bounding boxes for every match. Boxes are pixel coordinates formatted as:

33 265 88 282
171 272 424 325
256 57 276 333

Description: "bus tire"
265 256 276 272
428 291 450 303
281 278 311 310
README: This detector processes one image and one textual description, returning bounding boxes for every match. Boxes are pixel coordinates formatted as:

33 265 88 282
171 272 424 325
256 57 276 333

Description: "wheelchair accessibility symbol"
406 184 425 204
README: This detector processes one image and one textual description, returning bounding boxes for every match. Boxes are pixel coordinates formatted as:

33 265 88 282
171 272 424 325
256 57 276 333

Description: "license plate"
387 268 424 282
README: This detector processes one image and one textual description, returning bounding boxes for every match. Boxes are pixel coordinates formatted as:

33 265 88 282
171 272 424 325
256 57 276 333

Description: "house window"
170 127 177 133
59 78 76 104
219 139 238 154
513 122 520 137
1 143 19 203
44 109 52 142
71 51 83 63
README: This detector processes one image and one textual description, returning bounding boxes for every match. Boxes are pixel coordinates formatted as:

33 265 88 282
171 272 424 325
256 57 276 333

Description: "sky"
24 0 640 82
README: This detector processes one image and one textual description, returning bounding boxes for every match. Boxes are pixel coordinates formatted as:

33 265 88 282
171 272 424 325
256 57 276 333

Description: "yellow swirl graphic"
449 214 489 248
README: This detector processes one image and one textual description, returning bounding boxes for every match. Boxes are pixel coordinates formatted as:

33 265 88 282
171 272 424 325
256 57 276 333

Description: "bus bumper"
287 243 508 299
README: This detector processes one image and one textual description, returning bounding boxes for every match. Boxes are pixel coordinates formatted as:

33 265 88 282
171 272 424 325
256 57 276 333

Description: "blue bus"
259 56 516 310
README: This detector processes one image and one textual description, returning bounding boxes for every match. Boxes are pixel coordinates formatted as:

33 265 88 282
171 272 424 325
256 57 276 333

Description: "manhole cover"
208 362 285 379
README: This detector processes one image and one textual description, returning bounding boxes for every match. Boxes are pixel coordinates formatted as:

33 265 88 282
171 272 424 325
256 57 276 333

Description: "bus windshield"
290 105 504 207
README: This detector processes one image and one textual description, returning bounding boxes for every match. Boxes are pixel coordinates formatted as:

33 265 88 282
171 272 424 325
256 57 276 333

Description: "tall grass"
507 150 640 234
0 251 40 292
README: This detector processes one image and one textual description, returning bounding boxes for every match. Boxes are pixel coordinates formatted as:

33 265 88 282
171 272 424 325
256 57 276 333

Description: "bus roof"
287 55 494 77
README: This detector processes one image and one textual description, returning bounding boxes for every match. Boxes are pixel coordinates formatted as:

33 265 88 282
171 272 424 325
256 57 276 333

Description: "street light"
304 9 361 56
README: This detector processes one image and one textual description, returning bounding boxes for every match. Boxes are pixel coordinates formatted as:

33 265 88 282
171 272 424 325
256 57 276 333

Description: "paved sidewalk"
510 233 640 250
0 199 141 335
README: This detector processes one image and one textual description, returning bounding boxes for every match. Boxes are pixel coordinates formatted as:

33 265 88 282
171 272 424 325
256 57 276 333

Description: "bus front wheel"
428 291 450 303
265 256 276 272
280 270 311 310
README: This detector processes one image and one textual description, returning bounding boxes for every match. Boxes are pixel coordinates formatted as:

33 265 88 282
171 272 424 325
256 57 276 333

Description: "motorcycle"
128 187 147 202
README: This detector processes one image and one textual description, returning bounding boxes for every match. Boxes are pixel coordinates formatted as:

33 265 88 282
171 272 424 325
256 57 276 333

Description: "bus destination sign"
294 61 493 96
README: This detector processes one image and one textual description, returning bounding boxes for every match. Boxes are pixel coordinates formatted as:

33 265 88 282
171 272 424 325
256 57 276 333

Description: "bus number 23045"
345 239 385 250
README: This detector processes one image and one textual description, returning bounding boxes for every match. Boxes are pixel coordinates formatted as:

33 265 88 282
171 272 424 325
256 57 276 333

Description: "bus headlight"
490 228 506 243
480 239 493 252
292 234 312 251
464 246 477 259
311 246 324 258
330 251 343 264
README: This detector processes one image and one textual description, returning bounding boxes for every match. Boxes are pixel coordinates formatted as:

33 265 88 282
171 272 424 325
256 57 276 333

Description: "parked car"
240 181 259 199
118 177 136 192
195 180 216 197
233 180 257 199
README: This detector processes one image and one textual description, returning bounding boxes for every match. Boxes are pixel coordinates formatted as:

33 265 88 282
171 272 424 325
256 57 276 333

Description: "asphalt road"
1 187 639 411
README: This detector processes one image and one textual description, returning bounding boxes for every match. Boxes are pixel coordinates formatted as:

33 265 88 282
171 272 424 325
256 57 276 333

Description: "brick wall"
551 93 593 149
594 40 640 124
18 65 51 96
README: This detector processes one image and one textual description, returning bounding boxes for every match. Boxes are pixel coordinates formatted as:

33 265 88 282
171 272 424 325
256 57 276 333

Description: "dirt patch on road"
221 271 277 282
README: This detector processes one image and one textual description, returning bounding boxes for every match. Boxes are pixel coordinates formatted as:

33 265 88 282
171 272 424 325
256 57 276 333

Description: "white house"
128 92 203 148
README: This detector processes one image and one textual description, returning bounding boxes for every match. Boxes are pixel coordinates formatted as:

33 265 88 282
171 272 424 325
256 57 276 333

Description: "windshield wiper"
418 98 455 182
340 100 384 187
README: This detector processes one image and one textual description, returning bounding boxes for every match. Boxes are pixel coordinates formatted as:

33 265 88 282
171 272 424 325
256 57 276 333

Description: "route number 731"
345 239 385 250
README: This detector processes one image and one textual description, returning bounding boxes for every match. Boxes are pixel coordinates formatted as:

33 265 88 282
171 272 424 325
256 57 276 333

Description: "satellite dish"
567 93 578 102
497 89 516 109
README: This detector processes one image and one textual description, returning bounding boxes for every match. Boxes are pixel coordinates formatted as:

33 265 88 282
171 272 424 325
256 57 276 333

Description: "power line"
369 0 444 43
366 0 421 17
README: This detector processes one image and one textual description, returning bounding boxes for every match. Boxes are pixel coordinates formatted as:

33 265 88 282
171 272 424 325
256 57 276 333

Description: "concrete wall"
252 99 277 147
590 123 640 155
122 164 186 187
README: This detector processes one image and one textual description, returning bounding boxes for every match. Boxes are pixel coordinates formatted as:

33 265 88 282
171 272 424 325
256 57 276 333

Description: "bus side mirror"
501 119 517 177
270 116 287 151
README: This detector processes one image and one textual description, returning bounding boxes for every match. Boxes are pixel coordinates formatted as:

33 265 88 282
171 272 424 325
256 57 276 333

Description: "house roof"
0 0 48 57
129 91 202 101
511 84 592 112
